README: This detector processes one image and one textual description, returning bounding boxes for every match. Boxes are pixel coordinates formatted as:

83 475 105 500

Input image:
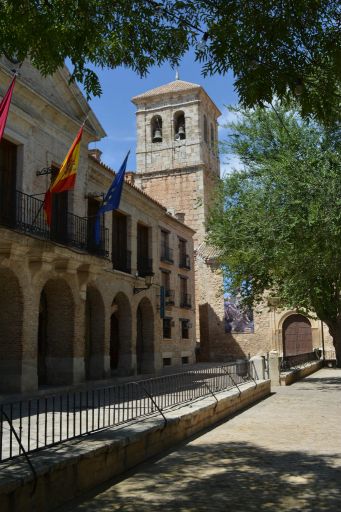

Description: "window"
179 238 190 269
163 357 172 367
174 111 186 140
0 139 17 227
161 230 173 262
181 319 190 339
87 197 104 253
112 211 130 273
137 223 152 277
182 356 189 365
210 124 215 148
151 115 162 143
180 277 191 308
161 271 174 305
203 115 208 143
163 318 172 338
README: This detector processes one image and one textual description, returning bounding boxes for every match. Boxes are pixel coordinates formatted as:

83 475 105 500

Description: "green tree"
207 104 341 365
0 1 339 123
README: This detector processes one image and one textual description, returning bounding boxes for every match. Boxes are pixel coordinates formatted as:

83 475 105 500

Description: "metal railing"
280 351 319 371
179 253 191 269
2 190 109 257
112 249 131 274
180 293 192 308
165 289 175 305
0 362 257 463
161 244 174 263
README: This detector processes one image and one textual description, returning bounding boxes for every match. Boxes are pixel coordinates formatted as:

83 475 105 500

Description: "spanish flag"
0 75 16 142
44 126 83 225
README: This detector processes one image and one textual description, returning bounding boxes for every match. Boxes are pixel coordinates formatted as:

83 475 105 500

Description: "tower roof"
132 79 200 102
132 78 221 116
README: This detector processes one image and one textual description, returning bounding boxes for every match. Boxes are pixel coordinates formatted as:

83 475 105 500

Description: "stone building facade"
132 78 334 361
0 59 196 393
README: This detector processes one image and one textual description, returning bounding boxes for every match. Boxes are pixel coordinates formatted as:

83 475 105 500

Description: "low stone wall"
0 380 270 512
280 361 323 386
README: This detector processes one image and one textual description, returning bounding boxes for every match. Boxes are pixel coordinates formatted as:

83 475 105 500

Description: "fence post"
268 350 280 386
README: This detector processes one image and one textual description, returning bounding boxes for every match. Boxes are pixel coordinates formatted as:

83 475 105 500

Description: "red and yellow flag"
44 126 83 225
0 75 16 142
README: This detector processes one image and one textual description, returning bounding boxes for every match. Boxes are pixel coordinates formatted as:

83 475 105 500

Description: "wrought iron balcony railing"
161 243 174 263
180 293 192 308
137 256 153 277
112 249 131 274
1 190 109 258
165 289 175 305
179 253 191 269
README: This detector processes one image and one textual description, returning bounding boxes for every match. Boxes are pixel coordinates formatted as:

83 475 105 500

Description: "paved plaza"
59 368 341 512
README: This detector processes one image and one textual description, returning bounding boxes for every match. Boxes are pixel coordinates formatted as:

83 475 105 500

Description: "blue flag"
95 150 130 244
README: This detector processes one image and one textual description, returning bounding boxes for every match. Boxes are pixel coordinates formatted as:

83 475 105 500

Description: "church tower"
132 78 224 359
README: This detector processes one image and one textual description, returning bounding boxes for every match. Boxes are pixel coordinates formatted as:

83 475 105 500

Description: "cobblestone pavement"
60 368 341 512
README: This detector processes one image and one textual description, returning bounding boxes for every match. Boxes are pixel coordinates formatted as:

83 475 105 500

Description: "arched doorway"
85 285 105 380
0 268 23 392
136 297 154 374
110 293 132 374
38 290 48 385
38 279 75 385
283 314 313 356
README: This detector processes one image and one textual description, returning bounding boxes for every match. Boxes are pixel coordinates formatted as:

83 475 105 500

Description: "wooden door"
50 166 68 243
87 197 101 251
283 314 313 356
137 224 149 276
0 139 17 226
112 211 128 271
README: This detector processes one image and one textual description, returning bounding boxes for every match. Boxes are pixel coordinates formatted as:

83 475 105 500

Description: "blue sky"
86 49 239 173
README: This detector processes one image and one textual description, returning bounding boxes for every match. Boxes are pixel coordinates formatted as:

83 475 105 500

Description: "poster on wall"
224 296 254 333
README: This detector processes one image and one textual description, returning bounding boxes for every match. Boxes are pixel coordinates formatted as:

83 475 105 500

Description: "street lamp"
133 273 154 294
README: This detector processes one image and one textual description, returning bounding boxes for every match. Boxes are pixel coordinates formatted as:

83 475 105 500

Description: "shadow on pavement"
58 441 341 512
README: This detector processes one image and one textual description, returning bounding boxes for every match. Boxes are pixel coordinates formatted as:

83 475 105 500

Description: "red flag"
0 76 16 142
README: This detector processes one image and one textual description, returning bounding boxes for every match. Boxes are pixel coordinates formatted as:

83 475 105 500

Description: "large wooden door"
87 197 102 252
0 139 17 226
137 223 149 276
283 314 313 356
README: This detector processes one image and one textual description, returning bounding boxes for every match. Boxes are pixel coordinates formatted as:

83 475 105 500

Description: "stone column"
250 356 266 380
268 350 280 386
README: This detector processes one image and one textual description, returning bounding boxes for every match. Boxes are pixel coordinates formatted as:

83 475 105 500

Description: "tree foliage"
207 103 341 360
0 1 339 122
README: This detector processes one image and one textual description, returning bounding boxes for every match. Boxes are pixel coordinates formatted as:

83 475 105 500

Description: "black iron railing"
137 256 153 277
280 351 319 371
0 362 258 462
161 244 174 263
179 253 191 269
165 289 175 305
180 293 192 308
1 190 109 257
112 249 131 274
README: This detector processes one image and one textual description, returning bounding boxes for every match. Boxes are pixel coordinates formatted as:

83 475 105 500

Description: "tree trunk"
327 323 341 368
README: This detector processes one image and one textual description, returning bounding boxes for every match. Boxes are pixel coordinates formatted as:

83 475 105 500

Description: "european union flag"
95 150 130 244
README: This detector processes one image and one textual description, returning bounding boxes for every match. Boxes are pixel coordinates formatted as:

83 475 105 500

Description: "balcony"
112 249 131 274
165 289 175 305
180 293 192 309
160 243 174 264
0 190 109 258
179 253 191 269
137 256 153 277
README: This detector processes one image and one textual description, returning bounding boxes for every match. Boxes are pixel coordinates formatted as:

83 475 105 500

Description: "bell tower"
132 78 223 359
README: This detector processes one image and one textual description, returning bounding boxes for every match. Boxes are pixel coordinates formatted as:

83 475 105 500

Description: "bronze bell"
153 129 162 142
177 125 185 139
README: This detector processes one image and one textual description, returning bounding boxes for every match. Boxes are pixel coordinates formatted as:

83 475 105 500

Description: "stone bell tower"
132 77 224 359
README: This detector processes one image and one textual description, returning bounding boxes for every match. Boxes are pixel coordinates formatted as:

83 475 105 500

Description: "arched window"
174 111 186 140
151 115 162 143
203 115 208 143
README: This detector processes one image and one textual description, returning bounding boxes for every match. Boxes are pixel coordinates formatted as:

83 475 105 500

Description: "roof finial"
175 68 179 80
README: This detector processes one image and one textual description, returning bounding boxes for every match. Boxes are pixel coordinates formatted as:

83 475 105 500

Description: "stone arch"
174 110 186 140
111 292 132 375
0 267 24 392
151 115 162 143
38 278 75 385
136 297 154 374
282 314 313 357
85 284 106 380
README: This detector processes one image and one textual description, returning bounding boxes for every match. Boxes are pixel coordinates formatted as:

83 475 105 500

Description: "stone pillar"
268 350 280 386
250 356 266 380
